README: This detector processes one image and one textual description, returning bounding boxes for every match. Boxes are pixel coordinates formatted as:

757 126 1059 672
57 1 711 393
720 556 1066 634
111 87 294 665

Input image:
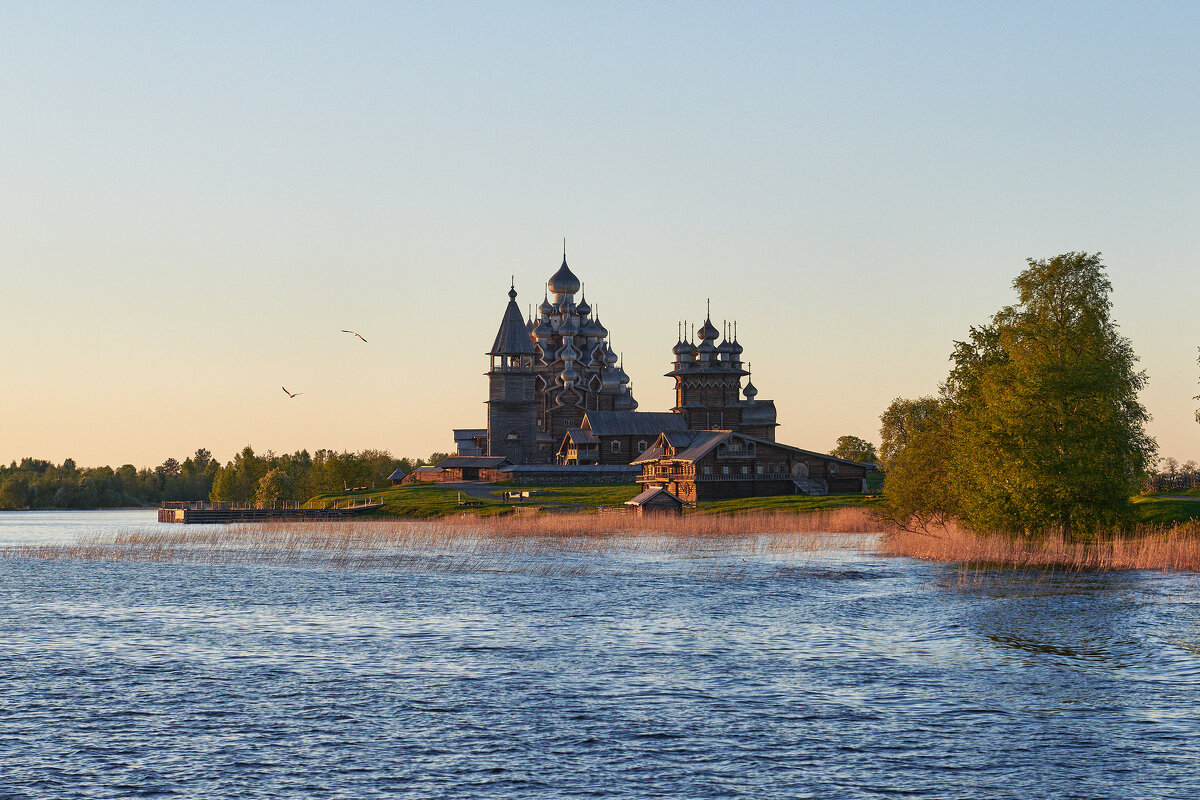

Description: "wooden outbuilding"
624 486 686 516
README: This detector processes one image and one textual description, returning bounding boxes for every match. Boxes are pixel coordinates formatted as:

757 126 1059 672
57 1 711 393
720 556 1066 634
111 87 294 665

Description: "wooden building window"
637 440 648 453
611 441 622 454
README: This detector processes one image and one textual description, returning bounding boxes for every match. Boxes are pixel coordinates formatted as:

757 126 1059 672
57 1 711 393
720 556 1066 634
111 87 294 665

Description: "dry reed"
879 519 1200 572
7 506 1200 574
0 508 884 575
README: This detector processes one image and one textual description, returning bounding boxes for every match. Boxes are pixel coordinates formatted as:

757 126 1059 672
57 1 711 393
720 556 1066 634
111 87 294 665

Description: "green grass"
309 483 883 518
485 484 642 507
1131 494 1200 525
307 482 642 517
309 483 510 518
688 494 885 515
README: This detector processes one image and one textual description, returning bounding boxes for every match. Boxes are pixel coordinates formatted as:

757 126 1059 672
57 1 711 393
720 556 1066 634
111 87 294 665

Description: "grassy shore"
308 483 886 518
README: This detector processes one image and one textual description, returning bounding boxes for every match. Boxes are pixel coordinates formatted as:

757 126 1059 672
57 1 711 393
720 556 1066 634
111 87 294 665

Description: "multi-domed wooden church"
481 250 776 465
441 249 872 502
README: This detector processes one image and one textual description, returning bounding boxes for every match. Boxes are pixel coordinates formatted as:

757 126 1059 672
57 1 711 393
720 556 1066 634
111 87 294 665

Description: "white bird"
341 329 368 343
282 386 303 398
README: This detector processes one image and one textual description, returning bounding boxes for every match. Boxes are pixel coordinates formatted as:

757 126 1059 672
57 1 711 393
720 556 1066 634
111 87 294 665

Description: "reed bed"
8 506 1200 574
880 519 1200 572
1 508 884 575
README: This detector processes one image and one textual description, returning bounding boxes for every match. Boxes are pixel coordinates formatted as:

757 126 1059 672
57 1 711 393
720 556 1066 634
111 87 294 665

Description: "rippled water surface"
2 511 1200 799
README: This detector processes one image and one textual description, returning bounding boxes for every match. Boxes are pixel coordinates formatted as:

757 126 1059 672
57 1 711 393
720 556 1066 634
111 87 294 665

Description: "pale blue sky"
2 1 1198 467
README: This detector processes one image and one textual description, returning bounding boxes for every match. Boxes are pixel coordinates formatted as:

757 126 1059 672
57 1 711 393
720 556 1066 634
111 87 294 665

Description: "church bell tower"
486 283 538 462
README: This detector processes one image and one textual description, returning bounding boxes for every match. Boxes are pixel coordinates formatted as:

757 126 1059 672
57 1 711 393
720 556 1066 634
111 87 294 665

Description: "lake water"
2 510 1199 799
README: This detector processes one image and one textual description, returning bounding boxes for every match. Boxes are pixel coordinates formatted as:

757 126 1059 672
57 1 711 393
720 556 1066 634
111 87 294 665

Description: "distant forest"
0 447 450 510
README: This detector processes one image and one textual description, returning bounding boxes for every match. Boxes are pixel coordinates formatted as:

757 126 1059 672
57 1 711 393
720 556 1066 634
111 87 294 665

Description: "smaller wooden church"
632 430 873 505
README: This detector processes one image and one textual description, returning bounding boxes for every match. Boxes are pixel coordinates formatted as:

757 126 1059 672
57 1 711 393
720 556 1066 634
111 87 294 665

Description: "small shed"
624 486 686 516
387 468 408 486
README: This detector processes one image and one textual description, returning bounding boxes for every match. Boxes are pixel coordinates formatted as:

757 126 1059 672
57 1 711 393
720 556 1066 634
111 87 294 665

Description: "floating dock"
159 500 383 524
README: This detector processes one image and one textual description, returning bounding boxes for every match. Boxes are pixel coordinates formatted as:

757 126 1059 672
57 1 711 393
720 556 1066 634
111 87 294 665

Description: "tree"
255 467 297 505
829 435 877 463
878 396 943 470
0 476 30 509
879 400 959 530
947 252 1155 536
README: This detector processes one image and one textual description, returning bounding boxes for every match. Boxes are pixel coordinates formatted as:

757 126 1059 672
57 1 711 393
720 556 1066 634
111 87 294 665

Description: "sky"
2 1 1198 469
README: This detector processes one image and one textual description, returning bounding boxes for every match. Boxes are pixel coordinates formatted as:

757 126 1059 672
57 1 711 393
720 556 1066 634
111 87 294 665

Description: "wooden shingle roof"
582 411 688 437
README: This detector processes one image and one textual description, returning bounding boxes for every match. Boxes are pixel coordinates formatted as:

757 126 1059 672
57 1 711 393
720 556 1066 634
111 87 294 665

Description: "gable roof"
562 428 600 446
625 486 685 507
630 430 719 464
437 456 510 469
582 411 688 437
633 430 873 468
387 468 407 481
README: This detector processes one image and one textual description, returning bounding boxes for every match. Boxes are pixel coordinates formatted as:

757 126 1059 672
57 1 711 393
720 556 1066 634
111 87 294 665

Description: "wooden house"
632 430 872 504
558 411 689 465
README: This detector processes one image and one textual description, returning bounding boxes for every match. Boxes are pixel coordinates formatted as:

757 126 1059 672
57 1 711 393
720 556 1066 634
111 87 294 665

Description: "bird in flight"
282 386 302 398
341 330 368 343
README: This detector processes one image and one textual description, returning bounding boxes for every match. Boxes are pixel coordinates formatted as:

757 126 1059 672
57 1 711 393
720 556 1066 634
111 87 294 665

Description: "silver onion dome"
548 257 581 296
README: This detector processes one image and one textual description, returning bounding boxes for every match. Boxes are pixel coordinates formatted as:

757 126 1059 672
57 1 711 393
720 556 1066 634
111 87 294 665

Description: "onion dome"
576 286 591 316
549 256 581 296
539 292 555 316
696 339 717 359
672 337 692 357
579 317 606 338
560 362 579 386
743 380 758 400
717 333 736 361
560 315 580 336
604 344 619 367
557 340 581 362
532 319 554 338
697 316 720 342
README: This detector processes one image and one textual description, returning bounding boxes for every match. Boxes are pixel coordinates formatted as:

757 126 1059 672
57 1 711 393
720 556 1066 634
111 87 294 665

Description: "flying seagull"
341 329 368 343
282 386 302 398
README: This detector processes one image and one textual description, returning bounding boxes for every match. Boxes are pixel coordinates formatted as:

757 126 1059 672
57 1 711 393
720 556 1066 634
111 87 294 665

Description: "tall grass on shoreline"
1 508 884 575
880 520 1200 572
6 506 1200 573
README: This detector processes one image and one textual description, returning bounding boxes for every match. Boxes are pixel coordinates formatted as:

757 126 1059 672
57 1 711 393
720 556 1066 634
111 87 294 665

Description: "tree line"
0 447 450 510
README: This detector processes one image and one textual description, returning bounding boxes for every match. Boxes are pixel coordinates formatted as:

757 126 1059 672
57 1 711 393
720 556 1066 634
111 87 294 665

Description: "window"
756 464 763 475
637 440 648 453
611 440 622 454
741 466 750 475
722 465 730 475
507 432 518 441
703 466 712 475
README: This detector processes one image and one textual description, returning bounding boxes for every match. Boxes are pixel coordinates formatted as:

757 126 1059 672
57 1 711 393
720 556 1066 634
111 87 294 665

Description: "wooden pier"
159 499 384 524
